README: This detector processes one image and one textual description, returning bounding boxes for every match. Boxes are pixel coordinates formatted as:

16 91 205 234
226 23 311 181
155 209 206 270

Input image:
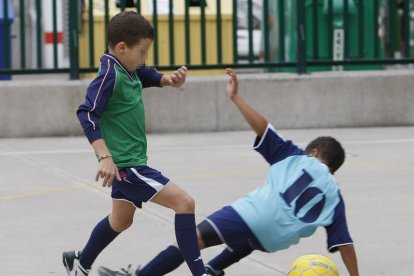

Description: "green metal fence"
1 0 414 80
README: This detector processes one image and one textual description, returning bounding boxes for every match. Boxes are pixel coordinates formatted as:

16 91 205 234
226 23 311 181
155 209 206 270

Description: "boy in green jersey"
63 11 208 276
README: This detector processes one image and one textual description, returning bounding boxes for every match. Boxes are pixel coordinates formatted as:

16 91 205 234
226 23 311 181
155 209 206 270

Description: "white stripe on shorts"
130 167 165 192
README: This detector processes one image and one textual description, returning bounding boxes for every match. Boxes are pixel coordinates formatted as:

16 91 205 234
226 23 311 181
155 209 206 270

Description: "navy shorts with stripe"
111 165 170 208
205 206 265 251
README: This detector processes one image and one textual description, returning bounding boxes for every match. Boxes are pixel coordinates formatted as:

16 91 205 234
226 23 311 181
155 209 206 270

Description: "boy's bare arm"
338 244 359 276
226 68 268 137
91 139 121 188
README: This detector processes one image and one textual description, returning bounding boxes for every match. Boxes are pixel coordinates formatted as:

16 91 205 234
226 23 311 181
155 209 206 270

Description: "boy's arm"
160 66 188 88
137 65 188 88
338 244 359 276
91 139 121 188
137 64 163 88
77 70 120 187
325 194 358 275
226 68 268 137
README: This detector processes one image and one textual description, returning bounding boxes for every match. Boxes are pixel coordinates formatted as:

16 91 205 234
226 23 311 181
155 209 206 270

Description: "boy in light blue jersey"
98 68 359 276
62 11 208 276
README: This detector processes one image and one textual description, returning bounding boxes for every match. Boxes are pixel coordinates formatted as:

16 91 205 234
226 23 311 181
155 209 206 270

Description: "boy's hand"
225 68 238 99
95 157 121 188
162 66 188 88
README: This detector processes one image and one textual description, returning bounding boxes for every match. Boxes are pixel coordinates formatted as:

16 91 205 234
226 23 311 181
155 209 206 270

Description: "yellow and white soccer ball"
288 254 339 276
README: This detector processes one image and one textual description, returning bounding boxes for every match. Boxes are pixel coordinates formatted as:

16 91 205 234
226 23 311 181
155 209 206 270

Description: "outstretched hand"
225 68 238 99
164 66 188 88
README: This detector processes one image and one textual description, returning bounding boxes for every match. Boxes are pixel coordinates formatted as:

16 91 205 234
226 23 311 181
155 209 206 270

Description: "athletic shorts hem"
147 180 172 202
111 198 141 209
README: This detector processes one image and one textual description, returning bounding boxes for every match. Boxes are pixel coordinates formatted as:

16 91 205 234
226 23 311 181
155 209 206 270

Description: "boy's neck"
107 50 132 73
108 49 121 62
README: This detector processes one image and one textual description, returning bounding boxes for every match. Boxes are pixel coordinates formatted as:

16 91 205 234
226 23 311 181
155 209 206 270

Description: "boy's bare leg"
109 200 136 232
76 200 136 272
151 182 195 213
151 182 206 276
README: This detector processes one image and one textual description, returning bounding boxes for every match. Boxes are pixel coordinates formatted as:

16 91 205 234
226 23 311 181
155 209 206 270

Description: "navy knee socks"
137 245 184 275
174 214 205 276
79 216 120 269
138 214 205 276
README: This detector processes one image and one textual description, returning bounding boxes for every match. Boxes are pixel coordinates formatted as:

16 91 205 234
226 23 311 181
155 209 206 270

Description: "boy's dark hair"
305 136 345 174
107 11 154 48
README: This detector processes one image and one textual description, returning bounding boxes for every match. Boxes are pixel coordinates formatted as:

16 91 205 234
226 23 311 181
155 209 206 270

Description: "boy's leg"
206 242 254 273
63 214 118 276
134 217 225 276
101 222 214 276
67 200 135 273
199 206 262 274
136 212 254 275
151 182 206 276
97 245 185 276
136 245 184 276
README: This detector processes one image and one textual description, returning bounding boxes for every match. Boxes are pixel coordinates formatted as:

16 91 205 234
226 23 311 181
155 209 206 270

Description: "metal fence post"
35 0 42 68
232 0 238 63
69 0 80 79
402 0 411 58
3 0 10 69
152 0 159 65
296 0 307 74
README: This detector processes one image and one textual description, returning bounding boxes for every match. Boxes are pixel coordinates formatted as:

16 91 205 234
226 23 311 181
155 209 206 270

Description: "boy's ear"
115 42 127 54
309 149 320 158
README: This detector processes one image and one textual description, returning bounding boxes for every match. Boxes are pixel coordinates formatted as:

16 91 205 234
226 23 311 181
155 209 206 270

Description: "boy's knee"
175 194 195 213
116 219 133 232
109 215 134 232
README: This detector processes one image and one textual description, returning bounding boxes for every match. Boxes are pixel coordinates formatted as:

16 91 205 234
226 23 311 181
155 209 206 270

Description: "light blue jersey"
231 124 352 253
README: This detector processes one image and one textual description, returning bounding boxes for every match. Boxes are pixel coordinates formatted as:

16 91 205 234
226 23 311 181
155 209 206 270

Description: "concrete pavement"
0 127 413 275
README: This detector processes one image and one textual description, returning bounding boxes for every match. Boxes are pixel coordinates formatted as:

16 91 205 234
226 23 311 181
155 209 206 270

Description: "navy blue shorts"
204 206 265 251
111 166 170 208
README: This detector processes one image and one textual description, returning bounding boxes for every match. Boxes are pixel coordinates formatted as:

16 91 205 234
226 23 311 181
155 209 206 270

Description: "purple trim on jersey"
325 192 353 252
77 57 116 143
254 124 304 165
103 53 135 81
77 53 164 144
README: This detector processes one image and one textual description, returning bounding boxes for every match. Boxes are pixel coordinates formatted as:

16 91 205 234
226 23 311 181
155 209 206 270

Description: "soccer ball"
288 254 339 276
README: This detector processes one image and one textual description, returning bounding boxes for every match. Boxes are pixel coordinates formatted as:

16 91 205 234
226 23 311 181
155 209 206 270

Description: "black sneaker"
98 264 133 276
205 265 225 276
62 250 89 276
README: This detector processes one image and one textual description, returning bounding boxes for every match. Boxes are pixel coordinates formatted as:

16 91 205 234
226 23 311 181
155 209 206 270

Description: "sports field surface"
1 127 413 275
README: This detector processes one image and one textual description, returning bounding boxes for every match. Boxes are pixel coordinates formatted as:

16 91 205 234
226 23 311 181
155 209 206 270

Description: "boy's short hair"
305 136 345 174
107 11 154 48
